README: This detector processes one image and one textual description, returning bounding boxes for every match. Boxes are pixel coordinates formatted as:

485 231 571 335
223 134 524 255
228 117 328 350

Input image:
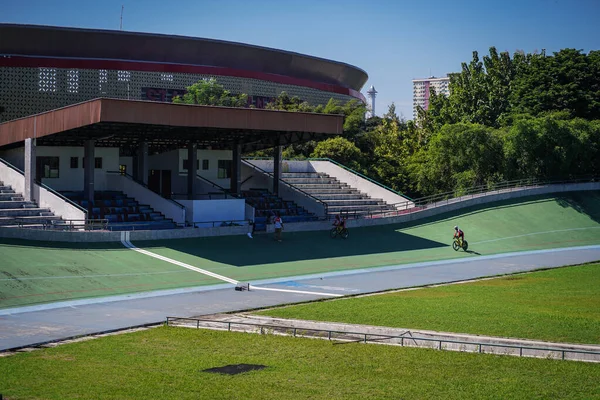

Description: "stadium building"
0 24 408 237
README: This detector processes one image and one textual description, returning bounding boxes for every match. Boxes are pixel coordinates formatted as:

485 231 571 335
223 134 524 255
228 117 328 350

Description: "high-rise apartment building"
412 76 450 120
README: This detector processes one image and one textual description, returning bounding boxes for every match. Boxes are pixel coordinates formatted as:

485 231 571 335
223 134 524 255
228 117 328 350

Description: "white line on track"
471 227 600 245
120 232 340 297
249 286 342 297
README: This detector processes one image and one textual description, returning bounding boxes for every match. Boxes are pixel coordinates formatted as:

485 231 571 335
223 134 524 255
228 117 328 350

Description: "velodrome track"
1 193 600 351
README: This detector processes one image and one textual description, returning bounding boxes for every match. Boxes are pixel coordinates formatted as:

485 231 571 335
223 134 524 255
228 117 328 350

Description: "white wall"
0 159 86 221
309 160 413 208
244 159 313 173
0 146 119 191
178 198 246 226
179 149 233 189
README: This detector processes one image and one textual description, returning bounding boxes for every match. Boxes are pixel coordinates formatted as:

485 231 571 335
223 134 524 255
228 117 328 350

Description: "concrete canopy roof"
0 98 344 154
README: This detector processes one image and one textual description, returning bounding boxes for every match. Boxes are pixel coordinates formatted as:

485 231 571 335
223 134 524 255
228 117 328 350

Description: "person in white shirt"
273 212 284 242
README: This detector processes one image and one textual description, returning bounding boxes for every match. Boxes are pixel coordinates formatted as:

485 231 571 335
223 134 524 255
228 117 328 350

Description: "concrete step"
0 185 13 191
312 193 368 200
283 177 340 184
327 204 396 213
0 223 47 229
0 215 62 226
1 189 17 194
0 201 37 209
300 188 361 195
0 193 24 201
0 208 53 217
322 199 386 207
292 184 351 190
280 172 326 178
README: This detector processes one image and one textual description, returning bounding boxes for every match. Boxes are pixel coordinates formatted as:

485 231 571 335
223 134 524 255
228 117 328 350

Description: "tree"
173 78 248 107
310 136 362 168
411 123 504 195
510 49 600 120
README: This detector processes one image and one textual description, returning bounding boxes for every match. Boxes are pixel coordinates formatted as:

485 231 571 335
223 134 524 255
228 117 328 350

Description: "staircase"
0 181 62 228
280 172 397 218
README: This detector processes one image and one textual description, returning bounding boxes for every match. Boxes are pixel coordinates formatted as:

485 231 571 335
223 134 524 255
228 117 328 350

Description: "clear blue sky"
2 0 599 119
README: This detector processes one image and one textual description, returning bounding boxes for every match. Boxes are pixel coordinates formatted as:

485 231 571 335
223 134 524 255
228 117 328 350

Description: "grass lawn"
255 263 600 344
1 327 599 400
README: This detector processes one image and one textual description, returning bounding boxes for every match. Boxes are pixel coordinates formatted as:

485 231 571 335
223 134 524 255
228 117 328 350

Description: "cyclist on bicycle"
453 226 465 245
333 214 346 233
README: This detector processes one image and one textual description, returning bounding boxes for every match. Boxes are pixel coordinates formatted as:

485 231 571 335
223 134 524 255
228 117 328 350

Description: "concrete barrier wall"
107 173 186 225
0 224 250 242
279 182 600 233
33 185 86 221
309 160 413 207
0 160 25 195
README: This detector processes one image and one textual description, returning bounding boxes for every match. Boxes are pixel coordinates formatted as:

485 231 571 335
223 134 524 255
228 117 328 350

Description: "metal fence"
166 317 600 363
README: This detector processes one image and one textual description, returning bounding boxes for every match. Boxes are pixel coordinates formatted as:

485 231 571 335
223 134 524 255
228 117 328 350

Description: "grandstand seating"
62 191 177 230
0 180 61 228
242 188 318 231
280 172 397 218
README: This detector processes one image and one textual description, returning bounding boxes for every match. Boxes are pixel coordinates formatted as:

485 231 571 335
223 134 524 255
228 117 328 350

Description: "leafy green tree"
503 113 600 180
510 49 600 120
410 123 504 195
173 78 248 107
310 136 363 168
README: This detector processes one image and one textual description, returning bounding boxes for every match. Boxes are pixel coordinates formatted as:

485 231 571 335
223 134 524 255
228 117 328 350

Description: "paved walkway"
1 245 599 351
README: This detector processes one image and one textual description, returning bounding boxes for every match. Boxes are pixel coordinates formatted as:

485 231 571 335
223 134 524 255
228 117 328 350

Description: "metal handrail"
166 317 600 362
192 219 250 228
358 175 600 220
195 174 241 198
106 171 186 210
242 159 329 216
0 157 88 214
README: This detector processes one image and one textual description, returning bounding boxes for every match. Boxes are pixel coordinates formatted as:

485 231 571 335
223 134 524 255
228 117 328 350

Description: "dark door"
161 170 172 199
148 169 160 194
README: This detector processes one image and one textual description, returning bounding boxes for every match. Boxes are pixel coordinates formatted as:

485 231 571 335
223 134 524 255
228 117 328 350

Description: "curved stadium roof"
0 24 368 92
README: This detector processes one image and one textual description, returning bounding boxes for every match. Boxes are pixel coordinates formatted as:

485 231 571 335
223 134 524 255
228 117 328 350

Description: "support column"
135 142 148 184
230 142 242 196
24 138 36 202
273 143 282 195
187 143 197 200
84 140 95 202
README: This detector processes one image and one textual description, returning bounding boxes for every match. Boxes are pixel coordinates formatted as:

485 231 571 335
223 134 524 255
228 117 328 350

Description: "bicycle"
330 226 349 239
452 237 469 251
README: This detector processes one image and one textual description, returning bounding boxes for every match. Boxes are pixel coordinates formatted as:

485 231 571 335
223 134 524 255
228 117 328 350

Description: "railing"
14 218 109 231
0 157 87 214
242 159 329 216
166 317 600 363
106 170 186 211
340 176 600 220
172 193 235 200
192 219 250 228
196 174 241 198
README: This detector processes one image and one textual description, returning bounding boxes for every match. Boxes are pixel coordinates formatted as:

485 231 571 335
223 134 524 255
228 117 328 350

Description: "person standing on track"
273 212 284 242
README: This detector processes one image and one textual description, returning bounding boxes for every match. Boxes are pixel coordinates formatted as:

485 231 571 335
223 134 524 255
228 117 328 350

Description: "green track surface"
1 192 600 309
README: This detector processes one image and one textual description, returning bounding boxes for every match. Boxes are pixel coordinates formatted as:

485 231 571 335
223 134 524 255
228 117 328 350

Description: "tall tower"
367 85 377 117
